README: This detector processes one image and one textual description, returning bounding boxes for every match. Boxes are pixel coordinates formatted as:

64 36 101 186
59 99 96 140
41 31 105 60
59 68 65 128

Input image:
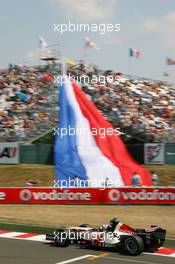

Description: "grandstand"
0 61 175 144
79 71 175 143
0 64 59 142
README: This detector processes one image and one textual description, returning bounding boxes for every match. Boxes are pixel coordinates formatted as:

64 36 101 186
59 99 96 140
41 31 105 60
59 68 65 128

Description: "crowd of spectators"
0 61 175 143
68 62 175 143
0 64 57 141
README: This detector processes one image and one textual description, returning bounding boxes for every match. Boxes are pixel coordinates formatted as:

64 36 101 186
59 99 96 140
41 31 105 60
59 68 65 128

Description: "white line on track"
55 254 93 264
103 256 161 264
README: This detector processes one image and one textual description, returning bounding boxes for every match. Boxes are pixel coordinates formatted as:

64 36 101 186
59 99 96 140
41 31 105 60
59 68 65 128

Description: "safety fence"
1 142 175 165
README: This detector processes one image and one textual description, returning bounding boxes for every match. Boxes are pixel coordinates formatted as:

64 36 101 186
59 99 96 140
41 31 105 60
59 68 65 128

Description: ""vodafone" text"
20 189 91 201
109 189 175 201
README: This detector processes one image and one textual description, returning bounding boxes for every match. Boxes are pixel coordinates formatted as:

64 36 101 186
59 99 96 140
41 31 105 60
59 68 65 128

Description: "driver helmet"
109 218 120 227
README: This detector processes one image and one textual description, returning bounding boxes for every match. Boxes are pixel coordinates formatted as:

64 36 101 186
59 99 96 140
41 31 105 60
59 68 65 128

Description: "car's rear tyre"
123 236 144 256
54 229 70 247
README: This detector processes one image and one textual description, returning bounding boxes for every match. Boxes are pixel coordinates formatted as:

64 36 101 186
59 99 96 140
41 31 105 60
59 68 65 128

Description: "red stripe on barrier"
0 187 175 204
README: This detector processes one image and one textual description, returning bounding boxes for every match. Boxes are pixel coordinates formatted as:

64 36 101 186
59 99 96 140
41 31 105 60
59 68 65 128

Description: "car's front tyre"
54 229 70 247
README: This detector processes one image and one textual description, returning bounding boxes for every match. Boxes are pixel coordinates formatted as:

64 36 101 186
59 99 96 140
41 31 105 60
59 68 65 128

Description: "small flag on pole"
166 58 175 65
39 36 51 58
85 37 99 49
39 36 48 49
66 59 75 65
163 71 170 77
129 48 141 58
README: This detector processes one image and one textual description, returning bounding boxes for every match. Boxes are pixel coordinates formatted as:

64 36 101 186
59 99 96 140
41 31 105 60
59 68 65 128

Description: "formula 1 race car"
46 218 166 256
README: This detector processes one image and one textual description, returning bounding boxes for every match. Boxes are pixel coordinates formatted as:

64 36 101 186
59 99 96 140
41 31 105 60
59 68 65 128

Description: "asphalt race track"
0 237 174 264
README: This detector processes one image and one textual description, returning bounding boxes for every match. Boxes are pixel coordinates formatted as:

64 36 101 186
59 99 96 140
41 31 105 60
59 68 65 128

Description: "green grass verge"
0 164 175 187
165 239 175 248
0 222 174 248
0 222 56 235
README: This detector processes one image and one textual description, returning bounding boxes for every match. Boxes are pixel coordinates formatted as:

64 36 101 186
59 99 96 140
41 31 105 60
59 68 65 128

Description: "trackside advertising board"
0 142 19 164
144 143 164 164
0 188 175 204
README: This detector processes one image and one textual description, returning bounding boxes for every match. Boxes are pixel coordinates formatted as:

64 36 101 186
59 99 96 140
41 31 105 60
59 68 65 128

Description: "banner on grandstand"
0 142 19 164
0 188 175 204
144 143 164 164
54 75 151 187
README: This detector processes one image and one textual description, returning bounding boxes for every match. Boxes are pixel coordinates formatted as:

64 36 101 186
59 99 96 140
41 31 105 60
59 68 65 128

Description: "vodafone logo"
0 192 6 200
19 189 91 201
108 190 121 201
20 189 32 201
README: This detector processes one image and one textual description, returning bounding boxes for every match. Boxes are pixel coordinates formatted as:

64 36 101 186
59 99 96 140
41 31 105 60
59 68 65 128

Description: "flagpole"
83 46 87 63
38 40 40 66
128 55 131 77
58 35 67 76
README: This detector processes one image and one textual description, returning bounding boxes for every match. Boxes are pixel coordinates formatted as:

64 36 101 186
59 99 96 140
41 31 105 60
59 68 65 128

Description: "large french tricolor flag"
54 76 151 187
